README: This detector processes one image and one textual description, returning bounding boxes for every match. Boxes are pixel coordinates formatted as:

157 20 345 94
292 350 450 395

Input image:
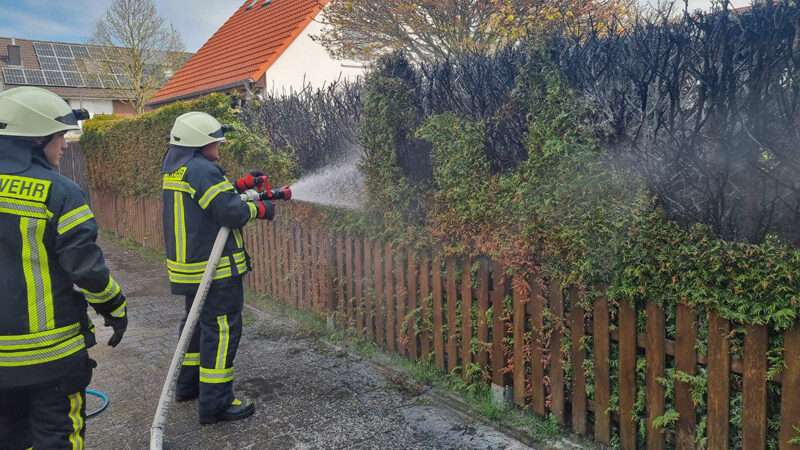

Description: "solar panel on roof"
71 45 90 59
58 58 78 72
62 72 82 87
116 74 133 89
24 70 46 85
43 70 65 86
39 56 60 71
88 46 106 60
2 68 26 84
33 42 54 57
53 44 72 58
83 73 103 88
101 75 119 89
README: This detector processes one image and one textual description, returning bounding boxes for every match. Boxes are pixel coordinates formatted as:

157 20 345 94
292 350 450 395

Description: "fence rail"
92 191 800 449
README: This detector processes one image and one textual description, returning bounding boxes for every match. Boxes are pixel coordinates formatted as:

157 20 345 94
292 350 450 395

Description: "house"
149 0 364 107
0 37 143 117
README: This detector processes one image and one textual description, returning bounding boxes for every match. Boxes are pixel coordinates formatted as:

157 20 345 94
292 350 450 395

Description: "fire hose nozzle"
261 186 291 201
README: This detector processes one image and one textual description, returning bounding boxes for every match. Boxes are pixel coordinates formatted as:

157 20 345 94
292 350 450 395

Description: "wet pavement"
84 236 535 449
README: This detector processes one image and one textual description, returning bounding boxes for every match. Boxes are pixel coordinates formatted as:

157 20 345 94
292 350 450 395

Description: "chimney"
7 41 21 66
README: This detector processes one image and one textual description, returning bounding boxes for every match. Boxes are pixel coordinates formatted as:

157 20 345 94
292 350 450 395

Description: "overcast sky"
0 0 750 53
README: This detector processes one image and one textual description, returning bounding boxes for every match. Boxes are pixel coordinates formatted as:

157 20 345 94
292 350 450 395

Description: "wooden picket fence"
91 191 800 449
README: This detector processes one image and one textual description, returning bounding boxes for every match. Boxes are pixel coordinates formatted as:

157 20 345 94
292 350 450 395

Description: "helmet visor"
54 108 90 126
208 124 232 142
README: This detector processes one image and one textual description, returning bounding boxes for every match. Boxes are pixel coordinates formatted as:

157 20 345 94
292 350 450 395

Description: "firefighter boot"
198 396 255 424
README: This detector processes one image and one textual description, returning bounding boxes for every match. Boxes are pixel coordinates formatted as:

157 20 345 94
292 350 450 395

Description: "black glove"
102 304 128 347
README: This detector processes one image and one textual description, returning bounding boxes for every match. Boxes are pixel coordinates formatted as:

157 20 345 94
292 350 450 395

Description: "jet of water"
288 147 366 210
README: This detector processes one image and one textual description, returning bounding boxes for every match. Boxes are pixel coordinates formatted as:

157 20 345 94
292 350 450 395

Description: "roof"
149 0 328 105
0 37 135 100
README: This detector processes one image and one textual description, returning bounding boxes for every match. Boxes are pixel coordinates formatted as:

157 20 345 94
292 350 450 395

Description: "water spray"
286 149 365 209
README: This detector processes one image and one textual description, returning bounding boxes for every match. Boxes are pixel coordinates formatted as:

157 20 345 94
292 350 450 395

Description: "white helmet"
0 86 88 137
169 111 231 147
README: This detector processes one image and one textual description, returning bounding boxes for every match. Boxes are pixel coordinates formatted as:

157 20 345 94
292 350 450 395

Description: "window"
245 0 259 10
260 0 273 7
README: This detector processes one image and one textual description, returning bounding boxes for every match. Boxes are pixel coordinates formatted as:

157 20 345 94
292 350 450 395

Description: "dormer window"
260 0 273 7
245 0 259 11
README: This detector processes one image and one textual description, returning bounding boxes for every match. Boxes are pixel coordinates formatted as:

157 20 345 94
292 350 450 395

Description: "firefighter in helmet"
161 111 279 424
0 86 128 448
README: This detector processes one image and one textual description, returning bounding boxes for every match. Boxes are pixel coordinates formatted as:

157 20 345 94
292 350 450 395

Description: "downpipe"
150 186 290 449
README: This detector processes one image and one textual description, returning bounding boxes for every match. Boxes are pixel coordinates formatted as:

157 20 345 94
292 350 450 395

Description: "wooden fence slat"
675 303 697 450
271 223 278 297
304 228 312 311
396 251 407 356
708 313 731 450
336 236 344 325
477 258 490 369
446 256 458 374
326 232 336 311
374 241 384 346
407 248 418 360
432 256 445 371
780 326 800 450
462 258 472 381
311 229 319 309
420 250 431 362
364 241 374 339
618 300 637 450
529 276 545 416
280 222 287 302
512 276 526 407
491 263 508 388
549 279 565 425
570 285 587 434
354 238 364 336
593 292 611 444
385 242 395 352
263 224 271 294
743 324 768 450
646 302 666 450
345 236 354 326
289 225 297 307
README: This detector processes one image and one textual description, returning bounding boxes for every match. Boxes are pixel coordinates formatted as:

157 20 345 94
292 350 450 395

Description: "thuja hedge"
80 93 295 197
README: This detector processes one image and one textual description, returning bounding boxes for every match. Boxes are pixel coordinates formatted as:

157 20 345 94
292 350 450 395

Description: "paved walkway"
84 237 534 449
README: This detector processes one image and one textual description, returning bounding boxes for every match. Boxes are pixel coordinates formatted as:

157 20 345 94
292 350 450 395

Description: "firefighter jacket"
162 152 258 295
0 138 126 388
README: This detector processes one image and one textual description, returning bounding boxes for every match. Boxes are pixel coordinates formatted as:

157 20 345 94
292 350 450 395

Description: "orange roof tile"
150 0 327 105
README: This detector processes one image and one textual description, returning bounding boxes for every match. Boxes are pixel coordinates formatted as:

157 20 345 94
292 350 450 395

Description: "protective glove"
102 303 128 347
255 200 276 220
234 171 268 193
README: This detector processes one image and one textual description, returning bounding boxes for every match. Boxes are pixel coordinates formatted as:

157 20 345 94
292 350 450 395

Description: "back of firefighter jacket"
0 142 126 388
162 152 258 295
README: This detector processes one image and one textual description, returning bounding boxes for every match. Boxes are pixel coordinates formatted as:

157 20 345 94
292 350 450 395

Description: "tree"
317 0 629 64
90 0 186 114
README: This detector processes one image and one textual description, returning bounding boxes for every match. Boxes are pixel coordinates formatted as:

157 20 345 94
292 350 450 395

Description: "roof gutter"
148 78 255 107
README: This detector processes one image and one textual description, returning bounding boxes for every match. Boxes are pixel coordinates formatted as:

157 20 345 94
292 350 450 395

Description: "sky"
0 0 242 52
0 0 751 53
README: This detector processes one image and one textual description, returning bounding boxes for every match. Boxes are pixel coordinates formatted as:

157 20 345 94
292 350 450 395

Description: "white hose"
150 190 258 449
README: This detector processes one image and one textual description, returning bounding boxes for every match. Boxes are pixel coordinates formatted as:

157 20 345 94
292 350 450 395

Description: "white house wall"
68 98 114 117
263 12 364 94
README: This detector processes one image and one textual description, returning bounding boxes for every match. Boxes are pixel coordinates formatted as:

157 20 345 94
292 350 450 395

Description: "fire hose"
150 185 290 450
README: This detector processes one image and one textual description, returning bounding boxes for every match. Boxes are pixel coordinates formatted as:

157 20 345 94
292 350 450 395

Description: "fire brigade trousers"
176 276 244 417
0 366 92 450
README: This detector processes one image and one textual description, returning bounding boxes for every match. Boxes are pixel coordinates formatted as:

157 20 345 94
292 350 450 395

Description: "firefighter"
161 111 274 424
0 86 128 449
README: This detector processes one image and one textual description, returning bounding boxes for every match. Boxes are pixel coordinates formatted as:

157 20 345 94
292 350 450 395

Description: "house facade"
149 0 364 107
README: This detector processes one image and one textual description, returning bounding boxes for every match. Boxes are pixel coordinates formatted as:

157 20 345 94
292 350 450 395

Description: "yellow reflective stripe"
166 251 246 272
183 352 200 366
199 366 234 384
109 300 126 318
20 218 54 332
198 180 233 209
57 205 94 235
0 322 81 351
68 391 84 450
0 175 50 202
0 198 48 219
215 315 229 369
0 334 85 366
233 229 243 248
174 192 187 262
81 277 120 304
162 180 196 196
167 259 247 284
247 202 258 221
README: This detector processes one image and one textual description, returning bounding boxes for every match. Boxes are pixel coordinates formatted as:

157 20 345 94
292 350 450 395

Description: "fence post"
618 300 637 450
743 324 768 449
780 326 800 450
708 313 731 450
593 290 611 444
675 303 698 450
